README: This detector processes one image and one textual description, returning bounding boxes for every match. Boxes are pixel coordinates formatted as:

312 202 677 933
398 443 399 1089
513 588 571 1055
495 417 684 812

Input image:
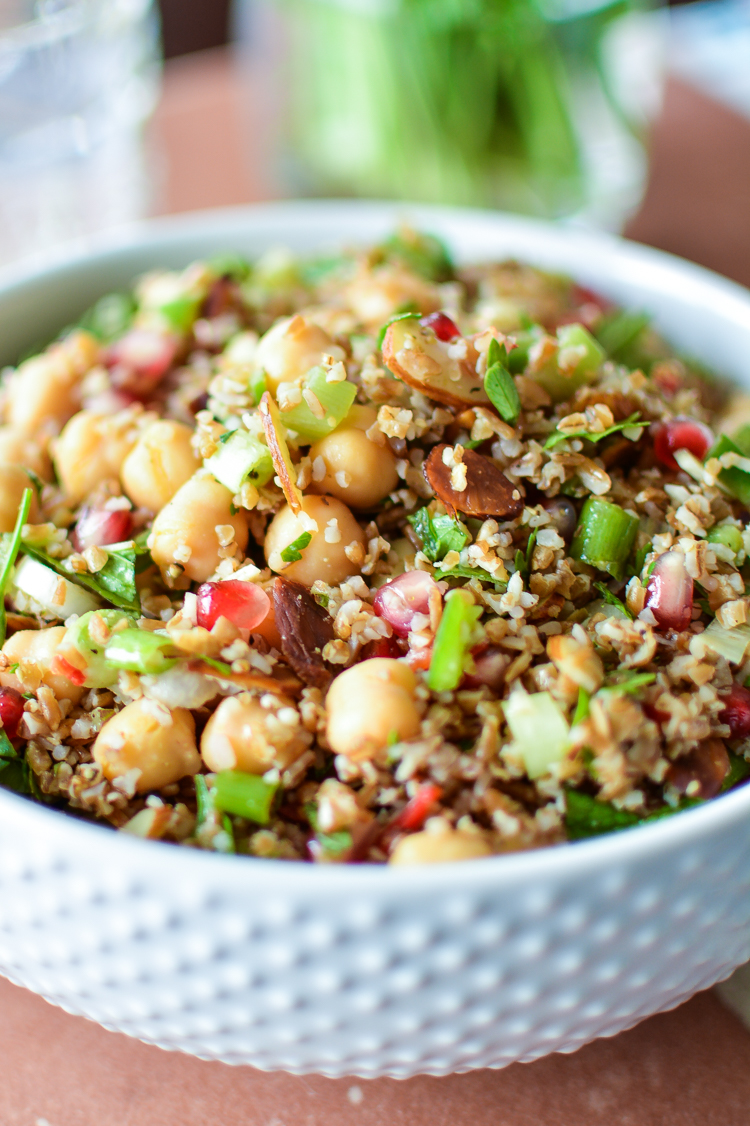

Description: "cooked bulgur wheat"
0 228 749 864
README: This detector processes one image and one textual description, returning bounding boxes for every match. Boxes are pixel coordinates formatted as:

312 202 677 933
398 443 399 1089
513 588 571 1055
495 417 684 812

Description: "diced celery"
213 770 279 825
530 322 605 402
708 435 750 507
206 429 274 494
707 523 744 558
570 497 638 581
62 609 134 688
700 619 750 665
503 690 570 779
277 366 357 443
10 555 101 621
427 588 482 693
104 629 177 675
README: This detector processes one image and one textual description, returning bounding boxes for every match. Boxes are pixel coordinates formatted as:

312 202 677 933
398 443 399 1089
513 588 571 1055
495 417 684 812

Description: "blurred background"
0 0 748 282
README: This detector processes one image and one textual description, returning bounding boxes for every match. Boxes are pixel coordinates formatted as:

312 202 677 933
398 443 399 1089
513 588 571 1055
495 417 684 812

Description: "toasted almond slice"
382 319 490 409
259 390 304 514
187 658 302 694
423 444 524 519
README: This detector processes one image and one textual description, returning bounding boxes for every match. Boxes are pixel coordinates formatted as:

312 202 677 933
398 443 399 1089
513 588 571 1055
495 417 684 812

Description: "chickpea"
254 315 345 394
6 330 99 438
121 419 201 513
52 409 142 504
309 406 399 509
93 699 200 792
265 495 365 587
201 693 308 774
0 627 84 703
0 427 52 480
389 827 493 866
150 470 249 583
326 658 420 758
0 465 40 532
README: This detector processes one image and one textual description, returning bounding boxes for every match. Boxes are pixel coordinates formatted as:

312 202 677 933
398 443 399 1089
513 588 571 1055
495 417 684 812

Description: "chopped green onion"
531 323 605 402
377 311 419 350
249 369 267 406
598 671 656 696
62 609 135 688
544 411 641 451
503 690 570 779
707 435 750 507
570 497 638 582
205 428 274 494
701 619 750 665
593 582 633 620
408 508 468 562
484 341 520 425
707 524 744 558
103 629 177 675
278 365 357 443
280 532 312 563
0 487 32 644
212 770 279 825
427 589 482 693
572 686 590 726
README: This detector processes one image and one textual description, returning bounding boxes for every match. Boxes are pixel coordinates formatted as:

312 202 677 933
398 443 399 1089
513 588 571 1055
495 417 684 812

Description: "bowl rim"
2 197 750 891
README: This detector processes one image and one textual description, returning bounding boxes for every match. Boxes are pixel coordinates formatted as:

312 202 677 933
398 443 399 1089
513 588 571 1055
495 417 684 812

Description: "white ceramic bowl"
1 201 750 1079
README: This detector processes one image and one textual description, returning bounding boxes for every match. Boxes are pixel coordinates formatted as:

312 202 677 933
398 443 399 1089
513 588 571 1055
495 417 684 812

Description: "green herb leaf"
79 292 136 343
0 727 17 761
599 671 656 696
436 564 507 590
381 231 453 283
0 757 32 796
565 788 701 840
213 770 279 825
544 412 642 451
722 751 750 793
207 252 251 282
572 686 590 726
0 487 32 644
593 581 633 620
408 508 468 562
281 532 312 563
19 539 143 613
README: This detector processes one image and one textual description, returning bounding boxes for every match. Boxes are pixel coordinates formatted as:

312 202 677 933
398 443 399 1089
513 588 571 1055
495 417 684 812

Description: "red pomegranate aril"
106 329 177 396
373 570 438 638
652 419 713 471
0 687 25 740
645 550 694 632
720 682 750 740
196 580 271 632
420 311 461 343
73 507 133 552
393 783 443 831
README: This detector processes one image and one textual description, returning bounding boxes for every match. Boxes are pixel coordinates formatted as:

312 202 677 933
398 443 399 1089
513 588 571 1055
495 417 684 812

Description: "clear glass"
0 0 161 265
237 0 665 231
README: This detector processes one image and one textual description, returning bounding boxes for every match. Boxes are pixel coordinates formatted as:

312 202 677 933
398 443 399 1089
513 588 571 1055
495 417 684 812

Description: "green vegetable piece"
707 435 750 507
570 497 638 582
733 424 750 457
213 770 279 825
484 342 520 425
530 323 605 402
64 609 135 688
564 788 701 841
377 311 419 350
280 532 312 563
208 252 251 281
103 629 177 676
0 488 32 645
436 565 507 590
506 326 544 374
544 411 642 451
0 758 32 796
316 828 353 856
381 230 453 282
19 538 142 613
503 690 570 779
594 309 650 361
707 523 744 558
195 774 213 829
0 726 16 761
79 292 136 343
158 293 202 334
572 687 590 726
278 365 357 443
633 541 652 578
598 671 656 696
593 582 633 620
249 369 267 407
408 508 468 563
427 589 482 693
206 429 274 494
722 751 750 792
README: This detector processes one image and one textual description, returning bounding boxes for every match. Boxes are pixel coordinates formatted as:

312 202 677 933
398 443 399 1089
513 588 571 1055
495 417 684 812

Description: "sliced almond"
259 390 304 514
187 658 301 694
423 444 524 519
382 319 490 409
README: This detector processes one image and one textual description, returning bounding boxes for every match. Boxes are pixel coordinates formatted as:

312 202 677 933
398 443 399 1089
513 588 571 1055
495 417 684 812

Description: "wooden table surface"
4 45 750 1126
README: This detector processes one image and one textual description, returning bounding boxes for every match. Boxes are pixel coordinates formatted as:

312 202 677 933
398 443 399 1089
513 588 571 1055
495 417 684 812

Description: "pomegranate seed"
420 311 461 343
653 418 713 471
196 580 271 632
463 645 508 692
393 783 443 831
645 550 694 631
73 507 133 552
105 329 177 397
373 570 439 638
667 738 729 800
0 686 25 740
720 683 750 740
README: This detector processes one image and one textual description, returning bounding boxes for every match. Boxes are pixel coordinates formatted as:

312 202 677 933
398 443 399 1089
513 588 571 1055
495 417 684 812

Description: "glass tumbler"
237 0 665 230
0 0 161 265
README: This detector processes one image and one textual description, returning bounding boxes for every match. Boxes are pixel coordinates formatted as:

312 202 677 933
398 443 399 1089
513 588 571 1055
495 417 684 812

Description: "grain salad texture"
0 228 749 864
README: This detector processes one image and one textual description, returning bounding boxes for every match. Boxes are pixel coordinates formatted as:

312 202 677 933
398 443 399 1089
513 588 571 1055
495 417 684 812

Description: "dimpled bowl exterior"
1 202 750 1078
